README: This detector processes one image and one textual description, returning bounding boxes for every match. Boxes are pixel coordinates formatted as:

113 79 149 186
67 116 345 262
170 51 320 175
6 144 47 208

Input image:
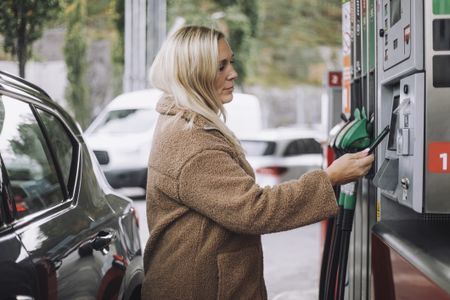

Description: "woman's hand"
325 150 374 186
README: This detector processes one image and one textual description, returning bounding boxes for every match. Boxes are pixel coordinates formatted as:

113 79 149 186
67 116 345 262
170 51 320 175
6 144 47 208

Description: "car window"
0 171 4 226
0 96 64 218
241 140 276 156
92 109 156 134
283 138 322 157
36 108 76 194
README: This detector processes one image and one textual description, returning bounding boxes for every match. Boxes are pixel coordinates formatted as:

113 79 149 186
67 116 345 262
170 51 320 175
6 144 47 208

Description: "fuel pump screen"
390 0 401 27
388 95 400 151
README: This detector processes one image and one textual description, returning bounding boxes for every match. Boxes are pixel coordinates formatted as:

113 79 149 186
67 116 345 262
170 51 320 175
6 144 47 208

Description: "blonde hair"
149 25 242 151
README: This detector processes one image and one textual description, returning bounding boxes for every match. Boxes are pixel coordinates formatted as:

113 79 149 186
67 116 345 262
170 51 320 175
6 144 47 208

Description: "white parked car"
85 90 262 196
240 128 326 187
84 89 162 197
225 92 263 138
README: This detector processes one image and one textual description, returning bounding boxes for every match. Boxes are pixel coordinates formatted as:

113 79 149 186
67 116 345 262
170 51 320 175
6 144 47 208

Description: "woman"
142 25 373 299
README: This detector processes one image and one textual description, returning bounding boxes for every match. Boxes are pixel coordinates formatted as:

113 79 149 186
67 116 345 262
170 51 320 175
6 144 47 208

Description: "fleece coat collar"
156 95 216 130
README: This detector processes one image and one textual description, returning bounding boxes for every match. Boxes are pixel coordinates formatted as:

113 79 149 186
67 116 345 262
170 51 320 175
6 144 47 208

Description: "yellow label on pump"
376 198 381 222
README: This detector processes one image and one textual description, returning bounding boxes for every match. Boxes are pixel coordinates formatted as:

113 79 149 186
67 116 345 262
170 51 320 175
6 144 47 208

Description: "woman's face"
214 38 238 104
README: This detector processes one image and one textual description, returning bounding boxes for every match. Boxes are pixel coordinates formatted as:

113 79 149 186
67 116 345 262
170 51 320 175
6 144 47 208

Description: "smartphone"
368 125 390 154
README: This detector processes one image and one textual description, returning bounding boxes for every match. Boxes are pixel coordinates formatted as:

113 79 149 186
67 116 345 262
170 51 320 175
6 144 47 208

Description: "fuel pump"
374 0 450 213
334 0 450 299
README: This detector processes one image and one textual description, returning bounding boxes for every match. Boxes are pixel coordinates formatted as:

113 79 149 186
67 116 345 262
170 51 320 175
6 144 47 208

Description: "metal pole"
147 0 166 87
124 0 166 92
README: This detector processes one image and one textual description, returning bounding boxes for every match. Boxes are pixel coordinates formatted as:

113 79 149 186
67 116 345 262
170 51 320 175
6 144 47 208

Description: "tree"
64 0 90 129
112 0 125 96
0 0 62 78
254 0 341 85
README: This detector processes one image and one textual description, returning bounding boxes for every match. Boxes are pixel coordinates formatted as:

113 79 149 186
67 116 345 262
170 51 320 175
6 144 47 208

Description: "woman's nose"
228 67 238 80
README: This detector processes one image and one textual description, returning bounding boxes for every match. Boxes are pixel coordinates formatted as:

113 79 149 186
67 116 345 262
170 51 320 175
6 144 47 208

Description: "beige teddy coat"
141 96 338 300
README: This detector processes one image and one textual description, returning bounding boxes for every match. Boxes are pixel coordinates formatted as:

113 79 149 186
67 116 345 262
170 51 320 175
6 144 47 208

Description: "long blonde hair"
149 25 242 151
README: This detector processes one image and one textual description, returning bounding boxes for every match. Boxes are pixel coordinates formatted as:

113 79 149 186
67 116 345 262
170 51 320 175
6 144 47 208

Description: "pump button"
403 84 409 94
397 128 410 156
401 178 409 190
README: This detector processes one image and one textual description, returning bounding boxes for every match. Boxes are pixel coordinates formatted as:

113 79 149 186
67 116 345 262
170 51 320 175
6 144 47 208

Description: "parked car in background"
224 92 263 138
86 91 260 196
240 128 326 186
0 70 143 300
85 89 162 197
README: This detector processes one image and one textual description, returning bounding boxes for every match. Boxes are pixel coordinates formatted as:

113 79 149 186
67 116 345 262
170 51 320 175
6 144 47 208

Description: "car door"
0 158 39 299
0 95 126 299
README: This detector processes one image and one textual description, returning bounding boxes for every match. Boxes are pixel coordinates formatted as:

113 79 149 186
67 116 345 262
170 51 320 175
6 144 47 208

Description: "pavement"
133 199 322 300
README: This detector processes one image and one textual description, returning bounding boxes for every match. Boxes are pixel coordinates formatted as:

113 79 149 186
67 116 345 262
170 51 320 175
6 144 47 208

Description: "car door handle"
91 231 115 255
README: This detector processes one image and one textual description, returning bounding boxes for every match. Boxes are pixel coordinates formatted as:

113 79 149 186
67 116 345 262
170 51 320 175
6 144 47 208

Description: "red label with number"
428 142 450 173
328 71 342 87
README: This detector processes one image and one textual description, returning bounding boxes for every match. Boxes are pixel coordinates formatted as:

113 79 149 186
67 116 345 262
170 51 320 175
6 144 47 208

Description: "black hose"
337 209 355 300
319 216 335 300
324 204 344 300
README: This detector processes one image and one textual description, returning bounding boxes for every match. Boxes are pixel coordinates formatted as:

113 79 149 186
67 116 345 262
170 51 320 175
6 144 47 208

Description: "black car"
0 70 143 300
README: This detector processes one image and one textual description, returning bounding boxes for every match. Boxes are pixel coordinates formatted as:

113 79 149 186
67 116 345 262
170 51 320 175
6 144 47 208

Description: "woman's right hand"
325 150 374 186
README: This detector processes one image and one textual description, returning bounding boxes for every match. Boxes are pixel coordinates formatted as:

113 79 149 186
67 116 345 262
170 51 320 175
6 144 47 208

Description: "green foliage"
254 0 342 86
222 5 252 83
84 0 117 39
64 0 90 129
167 0 341 86
111 0 124 96
113 0 125 65
0 0 62 77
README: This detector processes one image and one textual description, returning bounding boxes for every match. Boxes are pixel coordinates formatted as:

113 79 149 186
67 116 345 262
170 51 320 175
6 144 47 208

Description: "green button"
434 0 450 15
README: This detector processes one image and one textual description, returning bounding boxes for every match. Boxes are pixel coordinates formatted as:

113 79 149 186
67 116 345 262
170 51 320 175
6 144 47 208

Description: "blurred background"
0 1 342 299
0 0 342 131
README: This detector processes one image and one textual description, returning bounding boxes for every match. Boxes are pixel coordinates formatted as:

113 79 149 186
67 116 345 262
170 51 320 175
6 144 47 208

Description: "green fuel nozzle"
337 108 371 152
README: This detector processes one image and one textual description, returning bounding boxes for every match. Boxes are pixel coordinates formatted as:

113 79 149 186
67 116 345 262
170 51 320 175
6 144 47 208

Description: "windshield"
92 109 156 134
241 140 276 156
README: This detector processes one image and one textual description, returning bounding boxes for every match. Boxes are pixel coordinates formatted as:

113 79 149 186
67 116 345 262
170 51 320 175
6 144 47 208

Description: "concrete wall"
0 60 68 108
244 85 324 130
1 28 116 123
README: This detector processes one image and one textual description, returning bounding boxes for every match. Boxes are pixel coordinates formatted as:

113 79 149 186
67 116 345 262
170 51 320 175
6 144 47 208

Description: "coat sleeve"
178 149 338 235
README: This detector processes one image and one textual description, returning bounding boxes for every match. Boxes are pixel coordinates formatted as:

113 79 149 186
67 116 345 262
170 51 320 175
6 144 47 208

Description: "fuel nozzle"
338 108 371 152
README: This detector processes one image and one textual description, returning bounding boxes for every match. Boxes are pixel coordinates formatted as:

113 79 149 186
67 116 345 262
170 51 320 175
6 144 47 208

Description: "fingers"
352 149 370 158
359 154 374 176
360 153 375 164
362 161 373 175
329 151 375 184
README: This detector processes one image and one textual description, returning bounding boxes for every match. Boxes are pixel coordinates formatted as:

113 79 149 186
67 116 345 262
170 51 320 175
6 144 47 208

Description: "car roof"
107 89 163 110
239 127 326 142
